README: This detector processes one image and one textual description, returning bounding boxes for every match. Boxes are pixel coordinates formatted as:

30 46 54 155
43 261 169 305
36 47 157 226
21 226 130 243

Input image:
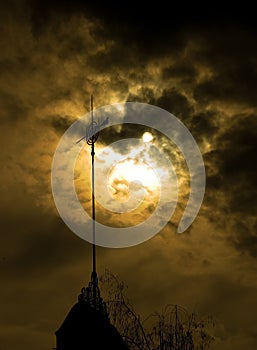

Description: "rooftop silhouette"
55 272 129 349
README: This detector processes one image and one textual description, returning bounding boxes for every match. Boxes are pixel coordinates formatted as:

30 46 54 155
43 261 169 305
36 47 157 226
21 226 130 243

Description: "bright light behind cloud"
108 158 159 201
93 141 164 214
74 137 178 225
142 132 153 142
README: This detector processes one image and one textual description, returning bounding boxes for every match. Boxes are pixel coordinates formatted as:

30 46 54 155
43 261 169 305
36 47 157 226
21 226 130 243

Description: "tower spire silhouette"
77 95 108 314
55 97 129 349
88 94 97 307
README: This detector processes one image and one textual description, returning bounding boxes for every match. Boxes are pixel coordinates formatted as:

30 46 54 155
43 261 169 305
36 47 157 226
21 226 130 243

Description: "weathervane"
76 95 108 316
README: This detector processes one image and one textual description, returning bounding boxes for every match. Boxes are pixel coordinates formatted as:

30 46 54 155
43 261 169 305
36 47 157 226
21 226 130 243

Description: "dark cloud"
0 90 29 122
0 182 90 273
127 87 194 124
87 44 137 72
202 114 257 255
126 87 156 104
190 111 219 141
193 29 257 107
156 88 194 121
50 115 74 134
27 0 185 50
194 72 257 107
216 114 257 211
162 63 197 82
232 221 257 257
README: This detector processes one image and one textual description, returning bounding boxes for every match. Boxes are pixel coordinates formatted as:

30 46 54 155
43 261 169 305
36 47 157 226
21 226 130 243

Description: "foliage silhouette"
100 270 214 350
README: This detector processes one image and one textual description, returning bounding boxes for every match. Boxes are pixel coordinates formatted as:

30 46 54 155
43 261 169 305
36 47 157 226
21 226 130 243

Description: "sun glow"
108 158 159 201
142 132 153 142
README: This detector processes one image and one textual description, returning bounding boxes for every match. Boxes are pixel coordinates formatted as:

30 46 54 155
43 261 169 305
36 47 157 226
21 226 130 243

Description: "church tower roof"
55 274 129 349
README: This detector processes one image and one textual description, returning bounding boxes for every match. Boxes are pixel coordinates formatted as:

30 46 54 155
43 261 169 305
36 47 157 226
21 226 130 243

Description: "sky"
1 1 257 349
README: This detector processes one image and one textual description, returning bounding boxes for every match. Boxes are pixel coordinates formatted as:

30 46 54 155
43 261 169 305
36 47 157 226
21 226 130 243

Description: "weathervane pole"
76 95 109 312
89 95 97 307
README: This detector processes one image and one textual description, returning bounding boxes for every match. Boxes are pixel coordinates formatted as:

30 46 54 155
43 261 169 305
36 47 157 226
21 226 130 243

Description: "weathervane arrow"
76 98 109 145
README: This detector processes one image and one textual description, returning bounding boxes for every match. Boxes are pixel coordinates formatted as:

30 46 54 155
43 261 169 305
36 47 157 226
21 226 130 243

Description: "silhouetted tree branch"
100 270 214 350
